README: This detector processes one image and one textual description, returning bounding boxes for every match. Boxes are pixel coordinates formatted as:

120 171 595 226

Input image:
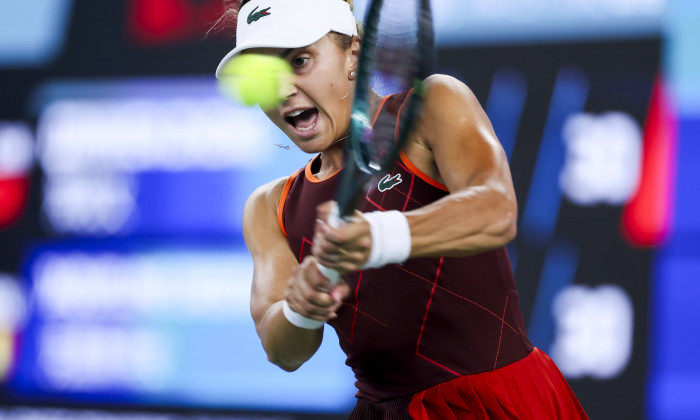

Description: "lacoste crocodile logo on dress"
248 6 271 24
378 173 403 192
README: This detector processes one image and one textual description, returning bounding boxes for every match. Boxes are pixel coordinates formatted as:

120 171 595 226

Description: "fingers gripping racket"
318 0 435 284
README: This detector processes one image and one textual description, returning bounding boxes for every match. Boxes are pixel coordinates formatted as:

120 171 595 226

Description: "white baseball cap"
215 0 359 78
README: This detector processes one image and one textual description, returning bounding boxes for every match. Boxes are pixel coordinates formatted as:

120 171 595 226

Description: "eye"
291 56 309 69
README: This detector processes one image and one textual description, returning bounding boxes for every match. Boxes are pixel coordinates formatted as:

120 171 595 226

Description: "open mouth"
285 108 319 134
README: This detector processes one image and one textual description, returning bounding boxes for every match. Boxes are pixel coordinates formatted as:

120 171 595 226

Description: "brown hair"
211 0 363 47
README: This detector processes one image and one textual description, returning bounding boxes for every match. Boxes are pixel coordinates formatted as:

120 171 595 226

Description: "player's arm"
403 74 517 257
244 178 337 371
312 75 517 270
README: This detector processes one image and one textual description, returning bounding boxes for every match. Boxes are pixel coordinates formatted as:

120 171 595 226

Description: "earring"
349 71 357 79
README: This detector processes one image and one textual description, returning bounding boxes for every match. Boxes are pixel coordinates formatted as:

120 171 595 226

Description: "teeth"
287 110 304 118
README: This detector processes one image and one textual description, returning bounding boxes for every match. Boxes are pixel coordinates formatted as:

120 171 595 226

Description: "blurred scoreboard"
436 39 662 419
2 77 356 413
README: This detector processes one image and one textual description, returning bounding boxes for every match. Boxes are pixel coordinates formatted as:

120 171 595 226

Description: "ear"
347 36 361 75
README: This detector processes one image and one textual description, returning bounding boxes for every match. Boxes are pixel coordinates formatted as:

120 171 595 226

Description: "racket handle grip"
316 202 343 285
317 263 340 286
327 201 342 228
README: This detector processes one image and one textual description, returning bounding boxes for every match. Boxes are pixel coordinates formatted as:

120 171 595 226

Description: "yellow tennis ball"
218 54 294 110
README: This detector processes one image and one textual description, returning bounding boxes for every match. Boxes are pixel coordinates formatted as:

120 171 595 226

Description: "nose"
279 75 297 100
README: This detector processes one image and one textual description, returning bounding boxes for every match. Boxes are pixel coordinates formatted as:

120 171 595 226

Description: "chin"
296 142 326 155
289 134 332 154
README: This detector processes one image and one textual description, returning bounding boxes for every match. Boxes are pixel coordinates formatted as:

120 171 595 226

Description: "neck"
316 134 349 178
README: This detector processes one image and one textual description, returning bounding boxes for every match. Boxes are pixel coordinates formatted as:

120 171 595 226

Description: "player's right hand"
285 255 350 321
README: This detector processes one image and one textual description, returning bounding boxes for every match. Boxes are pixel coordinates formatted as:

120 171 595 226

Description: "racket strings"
337 0 433 216
359 0 431 173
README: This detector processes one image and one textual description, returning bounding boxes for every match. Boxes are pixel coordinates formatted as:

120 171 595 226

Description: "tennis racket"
319 0 435 284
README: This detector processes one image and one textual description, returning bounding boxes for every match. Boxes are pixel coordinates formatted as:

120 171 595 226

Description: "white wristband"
361 210 412 269
282 300 324 329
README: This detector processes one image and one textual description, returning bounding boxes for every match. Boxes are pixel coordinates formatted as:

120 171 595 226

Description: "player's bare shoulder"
247 176 289 212
417 74 494 146
424 73 471 94
242 175 291 242
422 74 483 121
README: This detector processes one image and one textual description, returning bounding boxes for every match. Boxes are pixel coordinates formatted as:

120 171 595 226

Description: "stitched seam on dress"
415 257 444 355
390 183 424 207
395 265 521 335
299 237 313 263
414 257 461 376
341 302 388 327
494 295 509 370
349 271 363 343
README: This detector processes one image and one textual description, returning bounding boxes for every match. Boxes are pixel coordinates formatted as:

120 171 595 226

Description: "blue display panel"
15 243 354 412
2 77 356 413
647 2 700 417
0 0 73 67
32 78 308 237
648 118 700 420
650 248 700 419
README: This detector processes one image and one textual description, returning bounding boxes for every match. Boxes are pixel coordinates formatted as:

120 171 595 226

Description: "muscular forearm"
256 301 324 372
406 185 517 258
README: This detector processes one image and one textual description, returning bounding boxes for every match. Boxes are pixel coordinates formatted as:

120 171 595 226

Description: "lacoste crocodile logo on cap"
248 6 272 24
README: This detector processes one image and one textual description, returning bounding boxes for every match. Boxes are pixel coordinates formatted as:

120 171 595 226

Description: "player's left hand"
312 201 372 273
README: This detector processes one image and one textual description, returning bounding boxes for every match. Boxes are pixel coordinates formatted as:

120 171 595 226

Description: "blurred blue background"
0 0 697 419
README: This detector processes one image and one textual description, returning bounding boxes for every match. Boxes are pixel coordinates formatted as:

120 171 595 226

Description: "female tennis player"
217 0 588 418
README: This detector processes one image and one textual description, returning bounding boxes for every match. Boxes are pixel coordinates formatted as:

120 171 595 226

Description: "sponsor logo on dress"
378 173 402 192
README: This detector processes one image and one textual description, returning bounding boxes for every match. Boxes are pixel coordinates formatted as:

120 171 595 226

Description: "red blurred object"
621 76 677 247
407 349 589 419
128 0 226 45
0 176 30 229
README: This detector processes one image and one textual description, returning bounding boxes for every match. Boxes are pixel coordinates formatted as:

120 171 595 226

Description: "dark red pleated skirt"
349 348 588 420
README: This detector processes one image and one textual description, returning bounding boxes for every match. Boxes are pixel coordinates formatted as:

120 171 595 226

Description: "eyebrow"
280 48 294 58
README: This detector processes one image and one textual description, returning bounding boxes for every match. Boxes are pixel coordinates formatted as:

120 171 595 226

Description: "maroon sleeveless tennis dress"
277 92 588 419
